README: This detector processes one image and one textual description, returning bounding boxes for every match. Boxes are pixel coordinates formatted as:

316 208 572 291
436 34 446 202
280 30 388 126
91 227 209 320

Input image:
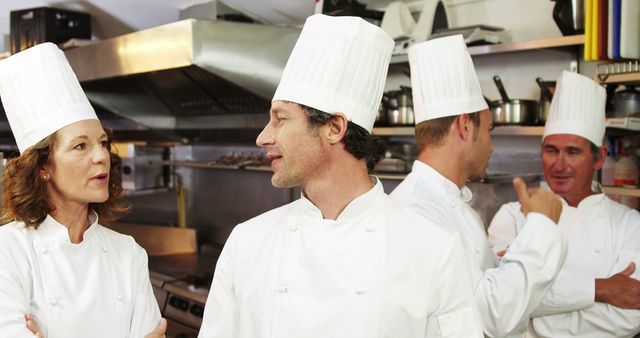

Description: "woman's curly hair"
0 130 129 228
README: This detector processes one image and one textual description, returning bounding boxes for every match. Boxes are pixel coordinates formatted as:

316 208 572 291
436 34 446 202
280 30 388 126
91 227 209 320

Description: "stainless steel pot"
383 86 414 126
613 86 640 117
492 75 538 125
375 102 386 125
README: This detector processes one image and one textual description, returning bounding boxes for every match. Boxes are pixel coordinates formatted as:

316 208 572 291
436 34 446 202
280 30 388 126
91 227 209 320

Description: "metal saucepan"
536 77 556 124
382 86 414 126
613 86 640 118
492 75 538 125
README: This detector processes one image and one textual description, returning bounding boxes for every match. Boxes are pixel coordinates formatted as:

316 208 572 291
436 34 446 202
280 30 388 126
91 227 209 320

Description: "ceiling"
0 0 318 52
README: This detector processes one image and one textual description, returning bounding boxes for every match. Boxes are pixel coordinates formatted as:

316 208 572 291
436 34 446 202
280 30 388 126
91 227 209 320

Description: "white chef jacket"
199 179 483 338
391 161 567 338
488 193 640 338
0 211 161 338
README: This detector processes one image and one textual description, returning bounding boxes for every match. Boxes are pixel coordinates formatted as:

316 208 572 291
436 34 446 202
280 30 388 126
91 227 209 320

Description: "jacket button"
355 289 366 295
42 248 49 255
116 293 123 301
595 248 601 253
289 226 298 232
475 247 480 253
365 226 375 233
277 287 288 293
49 298 58 306
101 246 108 252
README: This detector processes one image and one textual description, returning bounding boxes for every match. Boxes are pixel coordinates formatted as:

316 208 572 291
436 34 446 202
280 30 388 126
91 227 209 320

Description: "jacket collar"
32 210 100 243
560 192 606 209
411 160 473 203
298 177 384 220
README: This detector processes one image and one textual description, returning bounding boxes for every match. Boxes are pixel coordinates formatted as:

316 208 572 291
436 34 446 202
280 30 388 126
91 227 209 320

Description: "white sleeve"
489 204 595 317
487 202 524 254
476 212 567 338
198 228 239 338
532 213 640 338
0 229 39 338
128 245 162 338
426 233 484 338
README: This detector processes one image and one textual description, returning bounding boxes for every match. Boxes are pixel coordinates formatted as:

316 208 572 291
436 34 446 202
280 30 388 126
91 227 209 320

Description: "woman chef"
0 43 165 337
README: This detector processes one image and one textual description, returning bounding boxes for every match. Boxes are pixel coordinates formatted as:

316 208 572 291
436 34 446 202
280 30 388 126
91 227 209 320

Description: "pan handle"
536 77 554 101
493 75 511 102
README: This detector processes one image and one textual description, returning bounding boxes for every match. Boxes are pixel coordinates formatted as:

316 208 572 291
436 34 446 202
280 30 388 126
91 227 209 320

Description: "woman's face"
41 119 111 208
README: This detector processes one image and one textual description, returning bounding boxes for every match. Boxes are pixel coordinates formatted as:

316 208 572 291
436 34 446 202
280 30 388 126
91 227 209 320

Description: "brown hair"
415 112 481 152
0 131 129 228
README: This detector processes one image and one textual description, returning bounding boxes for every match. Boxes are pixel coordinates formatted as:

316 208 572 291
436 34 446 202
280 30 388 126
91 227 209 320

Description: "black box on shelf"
10 7 91 54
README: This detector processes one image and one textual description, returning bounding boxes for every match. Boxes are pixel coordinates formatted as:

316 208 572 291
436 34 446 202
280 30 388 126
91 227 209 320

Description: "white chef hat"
272 14 394 133
0 42 97 154
409 34 488 123
543 71 606 147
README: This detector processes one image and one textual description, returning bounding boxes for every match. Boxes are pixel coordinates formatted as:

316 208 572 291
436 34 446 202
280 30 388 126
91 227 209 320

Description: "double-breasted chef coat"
0 211 161 338
391 161 568 338
198 179 483 338
489 192 640 338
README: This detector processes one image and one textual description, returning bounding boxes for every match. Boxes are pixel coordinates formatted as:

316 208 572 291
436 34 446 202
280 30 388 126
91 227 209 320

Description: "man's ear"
593 145 608 170
454 113 472 141
324 113 349 145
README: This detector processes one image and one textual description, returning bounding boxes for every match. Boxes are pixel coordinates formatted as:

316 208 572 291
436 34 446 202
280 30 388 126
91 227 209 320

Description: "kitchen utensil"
383 86 414 126
620 0 640 59
551 0 585 35
608 0 614 58
492 75 538 125
536 77 556 124
613 0 621 58
585 0 593 60
613 86 640 117
592 0 600 60
598 0 607 60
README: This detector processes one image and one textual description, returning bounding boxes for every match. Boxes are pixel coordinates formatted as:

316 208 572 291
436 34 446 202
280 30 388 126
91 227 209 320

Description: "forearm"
476 213 567 336
533 303 640 337
531 269 594 316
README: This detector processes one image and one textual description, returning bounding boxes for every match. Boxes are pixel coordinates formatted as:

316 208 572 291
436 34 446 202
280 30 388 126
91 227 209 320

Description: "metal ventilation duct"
64 19 300 142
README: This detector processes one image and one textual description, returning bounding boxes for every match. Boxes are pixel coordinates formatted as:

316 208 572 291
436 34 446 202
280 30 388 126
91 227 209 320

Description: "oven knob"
122 165 132 175
190 303 205 317
168 295 189 311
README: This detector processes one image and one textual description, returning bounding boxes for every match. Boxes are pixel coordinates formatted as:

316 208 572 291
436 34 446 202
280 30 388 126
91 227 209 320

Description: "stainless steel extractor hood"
64 19 301 142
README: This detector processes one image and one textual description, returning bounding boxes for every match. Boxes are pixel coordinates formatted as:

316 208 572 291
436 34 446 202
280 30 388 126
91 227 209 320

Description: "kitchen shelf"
372 125 544 137
390 35 584 64
163 160 274 172
373 127 414 136
491 126 544 136
602 186 640 197
605 117 640 131
595 72 640 85
123 187 172 196
376 173 407 180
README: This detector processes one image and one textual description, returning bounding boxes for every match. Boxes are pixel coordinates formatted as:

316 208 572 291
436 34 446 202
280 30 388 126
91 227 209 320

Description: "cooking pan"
382 86 414 126
536 77 556 124
492 75 538 125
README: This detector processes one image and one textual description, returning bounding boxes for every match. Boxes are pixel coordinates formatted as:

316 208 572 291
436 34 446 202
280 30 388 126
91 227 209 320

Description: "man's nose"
256 123 274 148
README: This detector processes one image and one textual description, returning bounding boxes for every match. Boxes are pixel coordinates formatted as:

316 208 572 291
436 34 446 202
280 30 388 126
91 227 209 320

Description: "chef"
198 14 482 338
0 43 165 337
488 71 640 337
390 34 568 338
